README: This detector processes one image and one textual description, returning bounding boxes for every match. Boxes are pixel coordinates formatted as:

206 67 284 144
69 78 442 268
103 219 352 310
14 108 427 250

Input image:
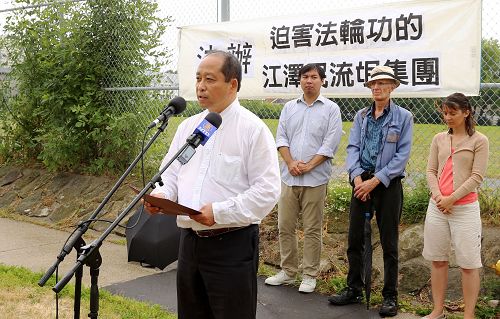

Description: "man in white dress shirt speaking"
144 50 281 319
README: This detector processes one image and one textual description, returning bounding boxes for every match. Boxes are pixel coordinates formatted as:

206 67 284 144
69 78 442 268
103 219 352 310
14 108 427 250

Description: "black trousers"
346 176 403 298
177 225 259 319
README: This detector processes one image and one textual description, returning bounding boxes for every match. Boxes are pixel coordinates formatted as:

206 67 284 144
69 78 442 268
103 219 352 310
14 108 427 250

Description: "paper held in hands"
129 185 201 216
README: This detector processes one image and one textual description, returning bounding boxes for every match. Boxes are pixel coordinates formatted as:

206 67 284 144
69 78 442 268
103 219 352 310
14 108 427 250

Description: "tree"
481 38 500 84
475 38 500 125
0 0 170 173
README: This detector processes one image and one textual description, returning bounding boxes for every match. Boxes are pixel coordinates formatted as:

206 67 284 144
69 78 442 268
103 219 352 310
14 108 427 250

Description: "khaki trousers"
278 182 327 278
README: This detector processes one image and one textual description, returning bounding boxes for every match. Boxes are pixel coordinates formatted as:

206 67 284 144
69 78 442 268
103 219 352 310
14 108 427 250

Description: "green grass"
141 118 500 179
0 263 176 319
139 118 498 222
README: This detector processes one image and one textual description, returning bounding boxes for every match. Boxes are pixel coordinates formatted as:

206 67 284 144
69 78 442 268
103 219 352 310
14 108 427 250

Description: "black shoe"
328 287 363 305
379 296 398 317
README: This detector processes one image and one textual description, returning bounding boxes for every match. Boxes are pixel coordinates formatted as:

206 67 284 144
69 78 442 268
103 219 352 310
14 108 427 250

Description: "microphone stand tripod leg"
88 267 100 319
86 251 102 319
73 237 87 319
73 263 83 319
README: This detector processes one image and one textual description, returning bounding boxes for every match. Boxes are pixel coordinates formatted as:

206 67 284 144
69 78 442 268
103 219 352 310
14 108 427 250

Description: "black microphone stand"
38 112 173 319
71 236 102 319
52 133 203 318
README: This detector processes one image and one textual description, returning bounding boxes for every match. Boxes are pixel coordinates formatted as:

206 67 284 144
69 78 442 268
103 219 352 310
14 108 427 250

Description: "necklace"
450 134 468 148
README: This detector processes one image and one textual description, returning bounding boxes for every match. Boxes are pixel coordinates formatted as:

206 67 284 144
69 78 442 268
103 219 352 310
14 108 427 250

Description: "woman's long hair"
437 92 476 136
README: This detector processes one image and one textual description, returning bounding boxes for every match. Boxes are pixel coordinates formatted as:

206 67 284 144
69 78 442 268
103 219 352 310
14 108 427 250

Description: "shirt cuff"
350 168 364 182
317 146 334 158
275 139 289 149
375 172 390 187
150 189 174 201
212 201 231 224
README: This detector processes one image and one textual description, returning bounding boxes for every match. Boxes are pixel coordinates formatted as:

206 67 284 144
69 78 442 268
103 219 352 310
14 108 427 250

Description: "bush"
0 0 169 174
183 101 204 117
86 112 142 174
478 188 500 225
181 99 283 119
325 181 352 216
240 99 283 119
325 177 431 225
402 177 430 224
400 178 499 226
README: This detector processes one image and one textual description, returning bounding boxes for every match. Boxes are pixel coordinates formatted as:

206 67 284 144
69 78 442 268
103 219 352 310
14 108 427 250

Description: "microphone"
177 112 222 165
190 112 223 146
148 96 187 129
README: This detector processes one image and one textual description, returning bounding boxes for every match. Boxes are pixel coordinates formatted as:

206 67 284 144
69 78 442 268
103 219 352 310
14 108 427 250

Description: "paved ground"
0 217 420 318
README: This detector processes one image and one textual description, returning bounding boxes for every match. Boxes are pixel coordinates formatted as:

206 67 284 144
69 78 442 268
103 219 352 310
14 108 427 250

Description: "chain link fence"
163 0 500 197
0 0 498 198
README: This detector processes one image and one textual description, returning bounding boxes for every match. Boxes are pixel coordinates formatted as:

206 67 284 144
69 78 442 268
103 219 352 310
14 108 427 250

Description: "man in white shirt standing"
145 50 281 319
265 63 343 293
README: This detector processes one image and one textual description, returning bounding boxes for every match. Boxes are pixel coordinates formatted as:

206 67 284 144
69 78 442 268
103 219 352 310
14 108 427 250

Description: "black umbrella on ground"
126 205 180 270
363 199 374 310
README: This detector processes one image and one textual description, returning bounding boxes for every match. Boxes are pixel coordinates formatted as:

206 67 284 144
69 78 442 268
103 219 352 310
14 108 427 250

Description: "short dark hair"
205 50 242 92
299 63 326 80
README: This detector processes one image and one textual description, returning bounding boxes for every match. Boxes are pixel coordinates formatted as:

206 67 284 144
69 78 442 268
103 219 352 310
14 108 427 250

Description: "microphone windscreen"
204 112 222 128
193 112 222 146
169 96 187 115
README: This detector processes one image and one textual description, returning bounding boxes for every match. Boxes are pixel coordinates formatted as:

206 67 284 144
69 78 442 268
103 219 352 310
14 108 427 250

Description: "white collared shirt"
151 99 281 230
276 94 343 186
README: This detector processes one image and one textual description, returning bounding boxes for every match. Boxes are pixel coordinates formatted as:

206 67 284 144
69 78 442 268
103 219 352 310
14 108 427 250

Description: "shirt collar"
220 97 238 116
297 94 327 106
216 98 239 130
368 100 392 118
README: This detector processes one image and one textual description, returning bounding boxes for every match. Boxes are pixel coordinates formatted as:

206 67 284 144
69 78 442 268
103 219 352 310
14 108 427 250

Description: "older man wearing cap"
328 66 413 317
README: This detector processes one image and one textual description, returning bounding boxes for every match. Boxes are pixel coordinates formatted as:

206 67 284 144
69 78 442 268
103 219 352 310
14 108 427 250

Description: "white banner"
178 0 481 99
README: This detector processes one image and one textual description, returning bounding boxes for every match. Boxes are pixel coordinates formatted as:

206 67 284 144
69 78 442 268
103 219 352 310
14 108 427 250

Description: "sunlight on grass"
0 264 176 319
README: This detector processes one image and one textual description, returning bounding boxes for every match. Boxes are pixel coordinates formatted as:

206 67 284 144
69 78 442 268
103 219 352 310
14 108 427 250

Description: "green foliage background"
0 0 169 174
